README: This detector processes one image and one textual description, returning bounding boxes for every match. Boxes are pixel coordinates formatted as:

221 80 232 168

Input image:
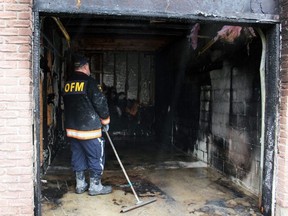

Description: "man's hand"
102 124 109 132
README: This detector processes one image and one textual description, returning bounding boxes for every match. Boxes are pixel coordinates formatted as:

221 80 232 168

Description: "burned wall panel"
103 52 115 87
127 53 138 100
208 46 261 194
115 53 127 94
194 85 211 163
155 50 174 141
101 51 155 135
175 79 201 152
40 17 68 170
155 37 200 150
90 54 103 81
102 51 154 102
139 54 154 105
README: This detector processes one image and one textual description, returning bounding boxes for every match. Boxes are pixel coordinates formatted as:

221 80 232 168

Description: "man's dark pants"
69 137 105 178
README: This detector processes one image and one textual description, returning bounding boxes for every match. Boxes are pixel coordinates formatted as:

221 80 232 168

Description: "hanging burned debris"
189 23 201 50
189 24 256 56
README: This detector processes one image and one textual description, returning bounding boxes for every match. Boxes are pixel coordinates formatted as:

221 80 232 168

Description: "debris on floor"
42 167 262 216
41 139 263 216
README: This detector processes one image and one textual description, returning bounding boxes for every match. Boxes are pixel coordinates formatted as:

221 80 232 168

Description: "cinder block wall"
0 0 34 215
277 1 288 215
194 85 211 163
209 60 261 195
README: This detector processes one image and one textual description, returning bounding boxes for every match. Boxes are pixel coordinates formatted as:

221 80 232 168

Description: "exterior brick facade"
276 0 288 215
278 0 288 215
0 0 34 215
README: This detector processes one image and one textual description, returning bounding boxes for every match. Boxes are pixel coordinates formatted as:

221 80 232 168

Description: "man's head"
73 54 90 76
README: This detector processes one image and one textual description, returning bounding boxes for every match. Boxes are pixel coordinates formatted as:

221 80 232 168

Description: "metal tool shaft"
104 130 141 203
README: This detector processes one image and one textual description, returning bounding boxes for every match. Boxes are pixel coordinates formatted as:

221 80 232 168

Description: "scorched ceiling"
53 17 195 52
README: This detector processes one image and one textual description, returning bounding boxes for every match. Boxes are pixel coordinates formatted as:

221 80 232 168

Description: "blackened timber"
61 19 192 30
32 11 42 216
261 24 280 216
74 37 172 52
65 27 187 37
34 0 279 24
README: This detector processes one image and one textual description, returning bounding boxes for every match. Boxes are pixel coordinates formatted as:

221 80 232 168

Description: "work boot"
88 178 112 196
75 171 88 194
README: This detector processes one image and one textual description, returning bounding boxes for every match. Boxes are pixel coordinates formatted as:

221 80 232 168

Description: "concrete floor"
41 137 263 216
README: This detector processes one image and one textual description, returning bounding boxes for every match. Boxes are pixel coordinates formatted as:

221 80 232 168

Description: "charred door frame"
32 12 42 216
32 1 280 216
262 25 280 216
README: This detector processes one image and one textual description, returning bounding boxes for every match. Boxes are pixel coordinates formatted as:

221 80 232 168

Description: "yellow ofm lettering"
65 82 85 92
64 83 70 92
70 82 75 91
75 82 84 91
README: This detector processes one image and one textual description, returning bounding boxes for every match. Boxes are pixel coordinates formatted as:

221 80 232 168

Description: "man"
63 53 112 196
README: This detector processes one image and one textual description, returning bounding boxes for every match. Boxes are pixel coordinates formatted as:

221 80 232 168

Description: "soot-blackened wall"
90 51 155 136
156 30 262 195
155 37 199 147
196 39 262 194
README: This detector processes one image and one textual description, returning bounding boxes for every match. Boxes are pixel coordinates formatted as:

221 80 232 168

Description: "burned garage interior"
36 12 278 215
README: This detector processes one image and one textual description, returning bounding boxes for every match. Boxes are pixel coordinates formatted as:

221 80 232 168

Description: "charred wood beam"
42 33 62 57
73 38 172 52
66 27 187 37
34 0 279 24
32 11 42 216
62 19 192 30
261 24 279 216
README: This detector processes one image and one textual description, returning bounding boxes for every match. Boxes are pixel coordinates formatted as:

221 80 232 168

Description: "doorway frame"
32 3 280 215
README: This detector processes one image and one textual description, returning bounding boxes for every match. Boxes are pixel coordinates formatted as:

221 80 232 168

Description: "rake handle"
104 130 142 203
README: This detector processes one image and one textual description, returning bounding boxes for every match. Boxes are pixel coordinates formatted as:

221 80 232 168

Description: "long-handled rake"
104 130 157 213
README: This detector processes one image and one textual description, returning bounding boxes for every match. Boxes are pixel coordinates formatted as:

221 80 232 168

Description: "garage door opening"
37 14 269 215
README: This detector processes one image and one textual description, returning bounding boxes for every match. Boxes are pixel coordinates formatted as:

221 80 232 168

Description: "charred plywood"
127 53 139 100
99 51 154 104
40 18 67 170
72 37 172 52
89 51 155 136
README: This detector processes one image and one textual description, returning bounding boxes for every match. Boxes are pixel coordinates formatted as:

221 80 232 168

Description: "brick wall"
277 0 288 215
0 0 34 215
